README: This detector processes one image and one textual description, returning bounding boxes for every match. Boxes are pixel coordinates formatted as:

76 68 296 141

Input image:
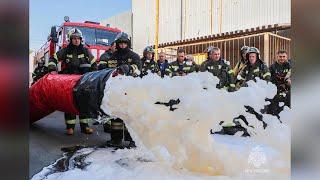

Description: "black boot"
80 123 94 134
124 129 136 148
106 127 124 147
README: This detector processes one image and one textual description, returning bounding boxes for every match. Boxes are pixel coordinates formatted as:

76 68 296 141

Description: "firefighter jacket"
48 44 95 75
270 61 291 92
200 58 236 91
168 59 196 77
96 50 113 70
107 48 142 77
140 57 159 77
233 58 247 77
237 59 271 87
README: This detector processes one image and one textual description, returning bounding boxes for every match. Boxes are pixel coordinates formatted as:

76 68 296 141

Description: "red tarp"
29 73 81 123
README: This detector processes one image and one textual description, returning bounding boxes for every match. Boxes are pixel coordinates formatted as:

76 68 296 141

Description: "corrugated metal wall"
132 0 182 55
181 0 291 38
132 0 291 55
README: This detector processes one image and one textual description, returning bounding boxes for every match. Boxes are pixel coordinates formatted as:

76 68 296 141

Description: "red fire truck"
34 16 121 71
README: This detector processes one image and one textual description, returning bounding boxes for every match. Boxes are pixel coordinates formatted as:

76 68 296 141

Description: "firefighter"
168 49 196 77
105 32 142 148
140 46 159 77
47 28 95 135
270 50 291 92
268 50 291 114
200 46 236 92
32 60 48 84
95 41 117 70
236 47 271 88
157 52 171 77
104 32 142 76
234 46 249 77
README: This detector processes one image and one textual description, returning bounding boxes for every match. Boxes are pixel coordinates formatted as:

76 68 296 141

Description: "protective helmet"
246 47 261 60
240 46 250 55
115 32 131 48
67 28 83 42
144 46 154 53
143 46 155 57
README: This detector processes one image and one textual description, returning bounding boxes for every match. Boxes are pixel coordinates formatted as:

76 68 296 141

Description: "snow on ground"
32 72 291 179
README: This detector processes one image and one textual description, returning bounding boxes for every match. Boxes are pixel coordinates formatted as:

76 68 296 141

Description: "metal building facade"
100 11 133 38
132 0 291 55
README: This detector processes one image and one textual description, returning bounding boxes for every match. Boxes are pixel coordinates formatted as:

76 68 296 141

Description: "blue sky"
29 0 131 51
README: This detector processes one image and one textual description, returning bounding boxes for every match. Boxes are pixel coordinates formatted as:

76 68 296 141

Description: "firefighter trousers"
65 113 91 130
110 118 133 143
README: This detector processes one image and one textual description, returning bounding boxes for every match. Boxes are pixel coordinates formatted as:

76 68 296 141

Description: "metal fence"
158 32 291 67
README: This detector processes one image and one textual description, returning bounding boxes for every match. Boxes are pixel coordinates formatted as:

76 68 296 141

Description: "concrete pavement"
29 111 109 178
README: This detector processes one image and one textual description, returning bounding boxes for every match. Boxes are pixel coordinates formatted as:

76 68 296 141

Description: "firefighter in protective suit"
236 47 271 88
168 48 196 77
200 46 236 92
234 46 249 76
93 41 117 70
268 50 291 115
48 28 95 135
234 46 249 90
104 32 142 148
140 46 159 77
32 60 48 85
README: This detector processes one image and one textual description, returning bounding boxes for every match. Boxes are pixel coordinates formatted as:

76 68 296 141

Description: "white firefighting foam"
32 72 290 179
101 72 290 178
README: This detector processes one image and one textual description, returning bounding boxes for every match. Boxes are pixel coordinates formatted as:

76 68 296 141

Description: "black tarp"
73 68 114 118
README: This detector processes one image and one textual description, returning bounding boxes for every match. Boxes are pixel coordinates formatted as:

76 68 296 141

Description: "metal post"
181 0 183 39
219 0 222 33
210 0 213 34
155 0 160 61
263 33 270 66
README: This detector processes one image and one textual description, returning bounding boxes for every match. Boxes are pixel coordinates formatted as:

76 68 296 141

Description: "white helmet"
67 28 84 43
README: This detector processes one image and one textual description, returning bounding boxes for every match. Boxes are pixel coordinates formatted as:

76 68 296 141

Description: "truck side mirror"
50 26 58 43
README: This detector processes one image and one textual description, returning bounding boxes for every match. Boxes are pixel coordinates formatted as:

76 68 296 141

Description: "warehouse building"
101 0 291 65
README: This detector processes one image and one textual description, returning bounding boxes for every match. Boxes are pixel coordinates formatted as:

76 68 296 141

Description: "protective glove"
118 64 131 75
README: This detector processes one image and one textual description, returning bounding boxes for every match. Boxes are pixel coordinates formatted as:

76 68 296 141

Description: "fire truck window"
65 26 118 46
58 30 62 45
65 26 95 45
96 29 118 46
77 27 95 45
56 30 62 50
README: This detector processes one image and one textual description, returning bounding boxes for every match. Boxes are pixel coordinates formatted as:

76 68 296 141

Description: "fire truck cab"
34 16 121 72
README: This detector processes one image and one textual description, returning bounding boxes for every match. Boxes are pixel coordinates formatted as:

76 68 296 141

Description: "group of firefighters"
32 28 291 147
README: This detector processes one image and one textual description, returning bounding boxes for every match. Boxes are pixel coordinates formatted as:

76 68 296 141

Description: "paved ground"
29 111 109 178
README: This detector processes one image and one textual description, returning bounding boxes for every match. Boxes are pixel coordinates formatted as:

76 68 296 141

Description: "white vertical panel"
132 0 156 55
100 11 132 37
159 0 181 44
131 0 290 53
